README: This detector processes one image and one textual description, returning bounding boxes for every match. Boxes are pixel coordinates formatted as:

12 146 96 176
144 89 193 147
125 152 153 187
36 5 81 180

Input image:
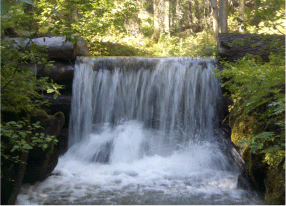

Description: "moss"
53 111 65 129
264 161 285 205
242 146 267 192
229 114 258 146
30 109 50 127
231 114 285 203
30 109 65 130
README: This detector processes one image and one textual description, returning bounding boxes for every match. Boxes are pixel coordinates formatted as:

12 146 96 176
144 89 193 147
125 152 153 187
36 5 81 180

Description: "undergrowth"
86 28 216 57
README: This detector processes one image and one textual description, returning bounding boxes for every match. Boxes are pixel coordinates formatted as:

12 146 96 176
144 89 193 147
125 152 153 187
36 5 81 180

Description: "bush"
218 53 285 167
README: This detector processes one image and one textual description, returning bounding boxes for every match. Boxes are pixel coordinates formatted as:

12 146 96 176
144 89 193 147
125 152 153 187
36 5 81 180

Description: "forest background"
1 0 285 204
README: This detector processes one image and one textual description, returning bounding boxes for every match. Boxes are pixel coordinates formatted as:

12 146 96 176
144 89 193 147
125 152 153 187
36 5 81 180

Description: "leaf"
47 88 54 93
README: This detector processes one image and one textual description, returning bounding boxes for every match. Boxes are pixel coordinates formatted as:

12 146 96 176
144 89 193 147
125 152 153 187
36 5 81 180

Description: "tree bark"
217 33 285 62
153 0 166 41
239 0 246 33
211 0 218 39
219 0 228 33
187 0 193 32
7 152 29 205
165 0 170 33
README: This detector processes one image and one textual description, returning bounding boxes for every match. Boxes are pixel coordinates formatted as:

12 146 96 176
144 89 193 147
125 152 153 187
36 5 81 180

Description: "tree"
210 0 218 39
153 0 167 40
238 0 246 33
219 0 228 33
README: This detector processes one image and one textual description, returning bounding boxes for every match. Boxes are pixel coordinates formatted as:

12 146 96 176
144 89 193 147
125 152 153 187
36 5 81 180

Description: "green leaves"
1 0 34 16
1 39 63 113
1 120 58 163
219 52 285 167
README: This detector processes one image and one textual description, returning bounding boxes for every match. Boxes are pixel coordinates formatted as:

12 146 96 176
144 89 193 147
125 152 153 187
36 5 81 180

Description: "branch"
1 67 19 91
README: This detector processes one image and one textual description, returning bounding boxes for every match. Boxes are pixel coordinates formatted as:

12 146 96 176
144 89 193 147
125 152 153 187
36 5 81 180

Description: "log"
218 33 285 62
9 36 90 60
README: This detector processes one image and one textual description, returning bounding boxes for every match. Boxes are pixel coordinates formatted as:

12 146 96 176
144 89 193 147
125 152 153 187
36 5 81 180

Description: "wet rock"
237 169 252 190
240 146 267 192
264 159 285 205
23 110 65 183
54 128 69 156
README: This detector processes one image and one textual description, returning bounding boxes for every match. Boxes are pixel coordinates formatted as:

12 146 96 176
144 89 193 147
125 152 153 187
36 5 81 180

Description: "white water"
16 57 265 205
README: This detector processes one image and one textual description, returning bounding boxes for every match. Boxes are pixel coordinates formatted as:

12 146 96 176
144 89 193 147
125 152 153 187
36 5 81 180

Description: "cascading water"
16 57 265 205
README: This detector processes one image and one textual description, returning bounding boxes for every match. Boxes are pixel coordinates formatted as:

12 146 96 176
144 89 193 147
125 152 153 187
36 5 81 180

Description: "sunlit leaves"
1 38 63 113
219 52 285 167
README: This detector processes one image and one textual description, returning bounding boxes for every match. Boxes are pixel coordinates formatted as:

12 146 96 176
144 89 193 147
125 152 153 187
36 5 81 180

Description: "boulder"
264 159 285 205
23 110 65 183
239 146 267 192
218 33 285 62
1 110 65 204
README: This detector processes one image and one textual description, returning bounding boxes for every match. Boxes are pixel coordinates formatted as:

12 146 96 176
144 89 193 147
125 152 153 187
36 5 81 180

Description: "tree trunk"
165 0 170 33
210 0 218 39
219 0 228 33
239 0 246 33
153 0 166 41
177 0 183 38
187 0 193 32
7 152 29 205
217 33 285 62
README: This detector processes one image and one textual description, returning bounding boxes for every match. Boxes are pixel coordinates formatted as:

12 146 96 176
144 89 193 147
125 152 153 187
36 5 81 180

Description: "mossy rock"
242 146 267 192
30 109 65 128
229 114 258 146
23 109 65 183
30 108 50 127
264 161 285 205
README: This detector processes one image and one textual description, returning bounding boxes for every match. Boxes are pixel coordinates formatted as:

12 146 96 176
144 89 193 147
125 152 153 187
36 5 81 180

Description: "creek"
16 57 265 204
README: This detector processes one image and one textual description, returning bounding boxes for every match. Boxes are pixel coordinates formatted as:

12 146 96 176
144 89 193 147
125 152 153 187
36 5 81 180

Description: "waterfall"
68 57 223 161
16 57 265 205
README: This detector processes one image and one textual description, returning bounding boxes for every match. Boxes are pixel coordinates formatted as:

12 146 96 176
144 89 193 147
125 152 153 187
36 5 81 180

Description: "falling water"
16 57 265 205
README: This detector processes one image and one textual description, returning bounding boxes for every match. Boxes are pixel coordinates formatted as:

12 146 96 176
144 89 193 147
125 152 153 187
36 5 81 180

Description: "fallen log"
218 33 285 62
8 36 90 61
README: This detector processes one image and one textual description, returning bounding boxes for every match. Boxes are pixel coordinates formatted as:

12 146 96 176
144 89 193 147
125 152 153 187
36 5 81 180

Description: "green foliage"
219 53 285 167
1 39 63 113
1 1 63 175
1 120 58 163
246 0 285 34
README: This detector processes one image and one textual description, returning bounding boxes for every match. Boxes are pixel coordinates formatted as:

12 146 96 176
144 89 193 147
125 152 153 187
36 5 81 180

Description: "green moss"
264 162 285 204
229 114 258 146
242 146 267 192
30 109 50 127
53 111 65 129
30 110 65 130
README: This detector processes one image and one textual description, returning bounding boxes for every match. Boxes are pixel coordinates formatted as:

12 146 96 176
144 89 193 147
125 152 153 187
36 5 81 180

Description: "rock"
241 146 267 192
1 110 65 204
76 37 90 56
1 152 29 205
229 114 258 145
36 62 75 94
23 110 65 183
8 36 90 61
218 33 285 62
55 128 69 156
237 169 252 190
264 159 285 205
